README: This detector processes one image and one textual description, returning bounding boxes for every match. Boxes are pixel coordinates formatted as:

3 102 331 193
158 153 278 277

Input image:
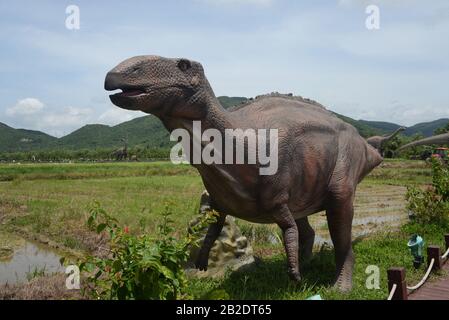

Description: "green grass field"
0 160 447 300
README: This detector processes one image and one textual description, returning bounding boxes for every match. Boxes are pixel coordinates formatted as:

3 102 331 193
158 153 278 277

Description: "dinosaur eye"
177 59 192 72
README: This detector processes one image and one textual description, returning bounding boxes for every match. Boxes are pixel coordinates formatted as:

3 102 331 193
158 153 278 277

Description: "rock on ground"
185 191 255 278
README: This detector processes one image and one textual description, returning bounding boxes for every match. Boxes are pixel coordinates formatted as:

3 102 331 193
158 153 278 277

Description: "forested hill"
0 96 447 152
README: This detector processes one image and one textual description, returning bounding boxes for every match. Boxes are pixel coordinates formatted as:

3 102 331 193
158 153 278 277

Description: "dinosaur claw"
332 264 353 292
288 270 302 283
332 280 352 293
195 256 209 271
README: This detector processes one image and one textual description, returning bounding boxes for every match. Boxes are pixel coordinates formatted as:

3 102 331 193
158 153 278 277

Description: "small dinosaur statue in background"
366 126 406 156
111 138 128 161
104 55 385 291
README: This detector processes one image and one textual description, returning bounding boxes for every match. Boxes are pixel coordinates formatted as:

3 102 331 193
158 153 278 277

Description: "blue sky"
1 0 448 137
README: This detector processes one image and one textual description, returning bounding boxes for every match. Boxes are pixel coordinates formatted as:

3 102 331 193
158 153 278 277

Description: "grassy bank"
1 159 446 300
186 223 449 300
0 161 196 182
0 164 202 252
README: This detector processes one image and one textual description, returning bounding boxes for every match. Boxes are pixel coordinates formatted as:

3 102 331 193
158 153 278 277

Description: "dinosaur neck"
158 80 258 194
382 128 402 142
160 79 235 134
203 99 234 133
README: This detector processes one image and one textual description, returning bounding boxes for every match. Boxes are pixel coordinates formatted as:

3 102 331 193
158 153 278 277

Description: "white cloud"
2 1 449 132
338 0 424 8
98 107 145 126
41 106 94 129
388 102 449 126
6 98 44 116
335 21 449 64
196 0 273 6
5 99 95 137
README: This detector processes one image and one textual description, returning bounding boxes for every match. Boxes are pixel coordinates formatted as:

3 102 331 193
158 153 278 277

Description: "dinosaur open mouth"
112 88 147 98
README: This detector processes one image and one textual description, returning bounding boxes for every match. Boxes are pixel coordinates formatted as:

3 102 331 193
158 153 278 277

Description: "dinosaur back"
227 92 327 112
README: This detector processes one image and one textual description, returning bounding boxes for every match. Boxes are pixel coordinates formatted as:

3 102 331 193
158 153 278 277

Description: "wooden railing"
387 234 449 300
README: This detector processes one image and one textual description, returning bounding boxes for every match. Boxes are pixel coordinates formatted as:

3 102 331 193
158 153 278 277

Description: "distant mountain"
218 96 248 109
358 118 449 137
358 120 402 133
403 118 449 137
333 113 384 138
0 122 57 152
53 97 249 151
1 97 447 153
55 116 171 150
56 124 112 149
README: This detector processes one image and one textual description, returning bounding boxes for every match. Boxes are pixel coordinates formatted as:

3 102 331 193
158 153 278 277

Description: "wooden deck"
409 263 449 300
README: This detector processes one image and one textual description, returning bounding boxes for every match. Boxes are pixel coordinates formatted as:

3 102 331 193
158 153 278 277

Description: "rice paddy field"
0 159 447 300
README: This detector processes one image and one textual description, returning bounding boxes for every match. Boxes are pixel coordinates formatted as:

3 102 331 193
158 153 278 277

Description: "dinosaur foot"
288 269 302 283
332 275 353 293
332 258 354 292
195 254 209 271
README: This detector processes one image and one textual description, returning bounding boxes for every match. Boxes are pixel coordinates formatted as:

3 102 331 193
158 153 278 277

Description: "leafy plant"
432 158 449 201
80 201 217 300
406 158 449 225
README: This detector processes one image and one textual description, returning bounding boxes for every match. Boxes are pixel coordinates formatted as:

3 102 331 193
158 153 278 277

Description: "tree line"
1 122 447 163
0 147 171 163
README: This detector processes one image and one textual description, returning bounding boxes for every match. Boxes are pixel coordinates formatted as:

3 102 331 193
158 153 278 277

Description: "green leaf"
159 266 176 281
87 216 94 228
96 223 107 233
112 260 122 271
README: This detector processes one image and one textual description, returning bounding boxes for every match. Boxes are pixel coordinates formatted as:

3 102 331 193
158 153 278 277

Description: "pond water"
0 240 64 285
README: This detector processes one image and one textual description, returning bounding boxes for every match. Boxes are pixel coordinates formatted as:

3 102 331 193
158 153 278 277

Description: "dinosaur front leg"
273 204 301 282
295 216 315 264
326 197 355 292
195 212 226 271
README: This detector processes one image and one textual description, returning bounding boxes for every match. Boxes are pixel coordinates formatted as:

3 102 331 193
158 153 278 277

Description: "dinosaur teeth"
117 89 146 97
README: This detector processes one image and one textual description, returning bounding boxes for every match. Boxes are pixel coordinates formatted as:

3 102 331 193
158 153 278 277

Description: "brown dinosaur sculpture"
111 138 128 161
366 127 406 155
104 55 384 291
398 132 449 150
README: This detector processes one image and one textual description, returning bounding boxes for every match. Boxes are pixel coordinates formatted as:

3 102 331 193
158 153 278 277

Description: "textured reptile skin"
104 55 385 291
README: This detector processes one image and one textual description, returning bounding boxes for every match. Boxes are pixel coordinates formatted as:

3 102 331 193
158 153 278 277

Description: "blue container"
407 234 424 268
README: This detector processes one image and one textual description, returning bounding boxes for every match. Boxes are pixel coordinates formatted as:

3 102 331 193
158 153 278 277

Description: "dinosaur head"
105 55 206 117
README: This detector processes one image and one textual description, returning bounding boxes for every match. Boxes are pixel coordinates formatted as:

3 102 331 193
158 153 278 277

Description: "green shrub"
432 158 449 201
406 159 449 225
80 201 217 300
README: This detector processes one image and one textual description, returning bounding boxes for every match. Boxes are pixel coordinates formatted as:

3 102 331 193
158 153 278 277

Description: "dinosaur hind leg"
295 216 315 264
326 192 355 292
